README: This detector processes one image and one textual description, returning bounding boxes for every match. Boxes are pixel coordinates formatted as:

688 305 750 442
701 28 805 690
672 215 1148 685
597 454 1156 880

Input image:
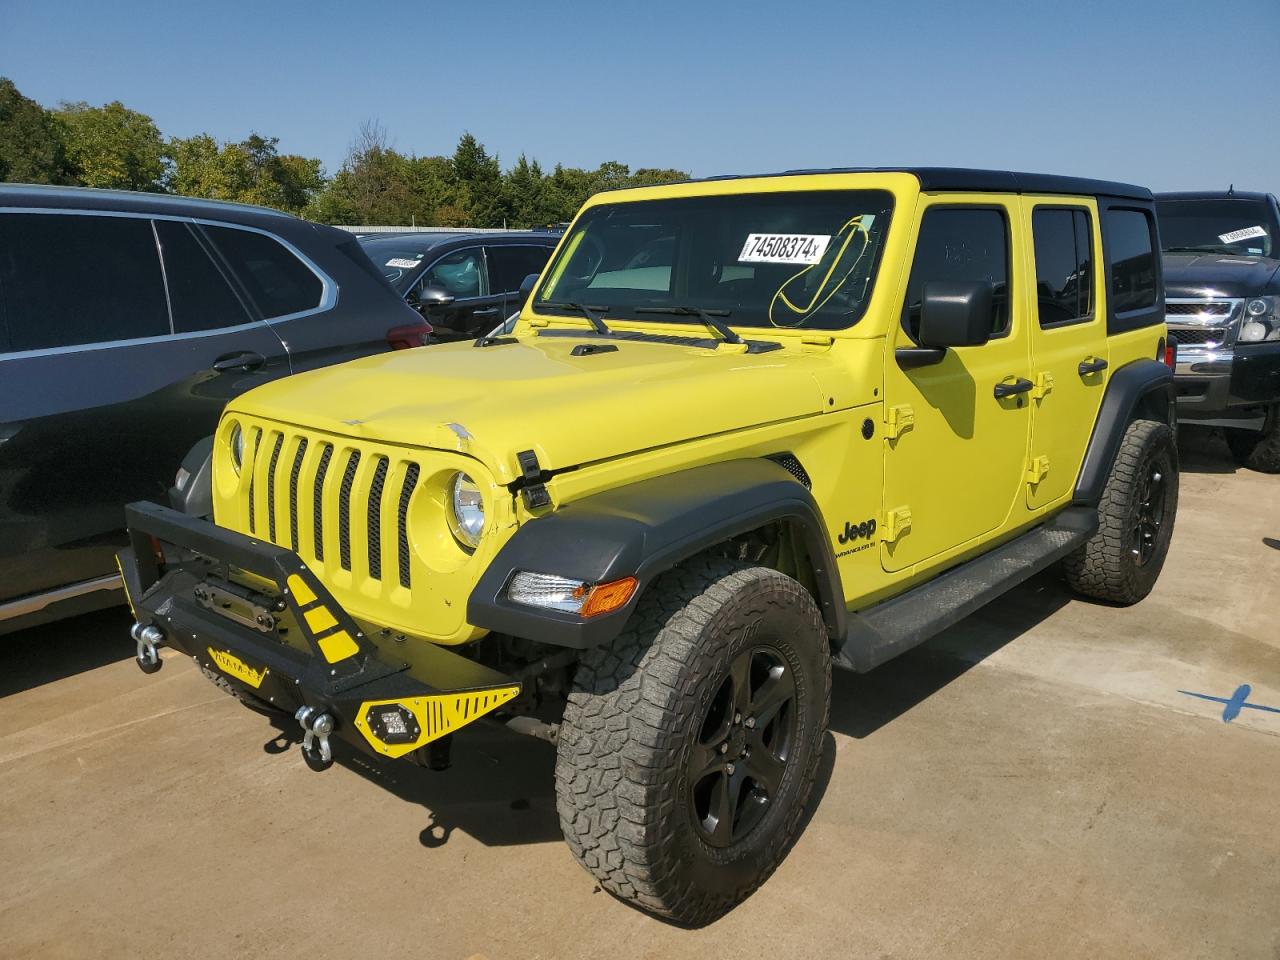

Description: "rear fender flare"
1074 359 1175 506
467 459 845 649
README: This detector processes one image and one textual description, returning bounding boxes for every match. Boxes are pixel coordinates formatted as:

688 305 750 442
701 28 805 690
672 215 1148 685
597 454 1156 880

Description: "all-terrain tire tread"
1063 418 1177 604
555 558 830 926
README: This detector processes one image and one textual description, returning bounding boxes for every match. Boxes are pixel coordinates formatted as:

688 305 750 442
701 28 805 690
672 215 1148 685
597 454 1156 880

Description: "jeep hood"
1162 251 1280 300
230 334 834 483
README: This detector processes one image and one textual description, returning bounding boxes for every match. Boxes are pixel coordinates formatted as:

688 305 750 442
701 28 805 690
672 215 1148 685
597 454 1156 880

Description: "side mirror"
917 280 994 348
416 284 456 308
518 272 540 306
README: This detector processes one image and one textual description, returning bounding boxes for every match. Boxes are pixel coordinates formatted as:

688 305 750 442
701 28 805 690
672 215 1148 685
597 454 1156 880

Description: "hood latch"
516 450 553 510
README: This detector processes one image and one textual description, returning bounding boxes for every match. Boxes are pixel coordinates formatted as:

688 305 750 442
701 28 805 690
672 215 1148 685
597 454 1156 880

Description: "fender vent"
768 454 811 489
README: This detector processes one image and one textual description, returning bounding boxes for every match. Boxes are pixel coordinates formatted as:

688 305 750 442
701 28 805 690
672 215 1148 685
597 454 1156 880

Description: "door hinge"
1031 371 1054 400
881 506 912 543
885 404 914 440
1025 455 1050 485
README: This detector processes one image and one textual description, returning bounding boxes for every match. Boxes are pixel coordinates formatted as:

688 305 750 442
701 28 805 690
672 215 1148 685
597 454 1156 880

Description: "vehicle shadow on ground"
258 708 840 854
828 572 1073 740
1177 424 1240 474
0 606 134 698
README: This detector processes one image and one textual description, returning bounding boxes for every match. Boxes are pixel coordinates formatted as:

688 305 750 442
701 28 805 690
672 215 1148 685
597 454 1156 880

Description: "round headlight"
229 422 244 474
1246 298 1270 317
448 472 485 548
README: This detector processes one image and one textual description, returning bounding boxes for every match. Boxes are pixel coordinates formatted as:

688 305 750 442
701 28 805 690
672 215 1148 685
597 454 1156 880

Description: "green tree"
168 132 324 215
305 121 431 225
452 132 508 227
57 100 166 191
0 77 73 184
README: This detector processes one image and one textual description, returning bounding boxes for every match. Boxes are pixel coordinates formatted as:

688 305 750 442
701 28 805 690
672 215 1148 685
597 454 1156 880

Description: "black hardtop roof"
0 183 296 222
667 167 1152 201
1155 190 1274 202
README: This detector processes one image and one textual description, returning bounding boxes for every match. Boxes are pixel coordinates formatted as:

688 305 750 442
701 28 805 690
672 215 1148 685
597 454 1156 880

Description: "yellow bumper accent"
355 686 521 759
208 648 267 688
317 629 360 663
304 605 338 634
287 574 316 606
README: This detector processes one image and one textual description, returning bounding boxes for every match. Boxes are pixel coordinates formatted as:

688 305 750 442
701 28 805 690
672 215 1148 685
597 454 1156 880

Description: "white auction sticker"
1218 225 1268 245
386 257 422 269
738 233 831 265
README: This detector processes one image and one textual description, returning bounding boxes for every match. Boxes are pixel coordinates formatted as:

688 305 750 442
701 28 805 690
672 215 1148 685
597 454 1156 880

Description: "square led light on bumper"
508 572 638 618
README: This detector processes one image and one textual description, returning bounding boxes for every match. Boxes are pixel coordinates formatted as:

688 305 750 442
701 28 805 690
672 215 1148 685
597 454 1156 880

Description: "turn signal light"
580 577 639 618
1164 342 1177 369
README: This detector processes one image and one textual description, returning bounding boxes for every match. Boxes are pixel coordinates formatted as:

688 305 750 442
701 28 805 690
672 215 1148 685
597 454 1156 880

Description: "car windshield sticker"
1218 225 1268 244
739 233 832 265
386 257 423 269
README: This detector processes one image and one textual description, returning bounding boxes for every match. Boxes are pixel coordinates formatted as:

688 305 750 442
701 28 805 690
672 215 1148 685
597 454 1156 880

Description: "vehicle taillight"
386 321 433 350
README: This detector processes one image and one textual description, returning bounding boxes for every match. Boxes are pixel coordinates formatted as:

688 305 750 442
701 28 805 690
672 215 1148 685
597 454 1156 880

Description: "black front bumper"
119 501 520 762
1175 342 1280 422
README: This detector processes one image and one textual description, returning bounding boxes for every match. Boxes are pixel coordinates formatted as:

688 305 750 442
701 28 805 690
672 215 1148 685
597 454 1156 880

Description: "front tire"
1224 405 1280 473
1064 418 1178 604
555 559 830 926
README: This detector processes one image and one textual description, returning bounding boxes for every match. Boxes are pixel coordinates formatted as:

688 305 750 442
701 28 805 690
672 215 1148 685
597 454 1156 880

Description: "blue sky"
3 0 1277 192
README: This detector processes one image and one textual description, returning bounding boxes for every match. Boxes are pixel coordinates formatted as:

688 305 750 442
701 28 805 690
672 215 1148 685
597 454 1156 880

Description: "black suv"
0 185 427 634
359 231 559 341
1155 190 1280 470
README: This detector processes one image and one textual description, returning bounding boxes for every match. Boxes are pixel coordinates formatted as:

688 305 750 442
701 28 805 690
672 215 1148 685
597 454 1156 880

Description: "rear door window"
0 212 170 351
154 219 253 333
486 244 553 294
1031 208 1094 327
1104 209 1157 313
202 224 323 319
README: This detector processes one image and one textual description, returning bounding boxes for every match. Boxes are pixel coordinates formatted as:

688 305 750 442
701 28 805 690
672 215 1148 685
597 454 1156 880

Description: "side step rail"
834 507 1098 673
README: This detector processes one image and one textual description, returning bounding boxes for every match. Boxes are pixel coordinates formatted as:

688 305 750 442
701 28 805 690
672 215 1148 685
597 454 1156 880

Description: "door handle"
1077 356 1108 376
993 377 1034 399
472 307 501 318
212 350 265 373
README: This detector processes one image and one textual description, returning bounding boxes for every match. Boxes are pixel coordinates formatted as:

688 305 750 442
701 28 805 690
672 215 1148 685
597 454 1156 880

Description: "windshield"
358 236 444 291
534 190 895 331
1155 198 1277 258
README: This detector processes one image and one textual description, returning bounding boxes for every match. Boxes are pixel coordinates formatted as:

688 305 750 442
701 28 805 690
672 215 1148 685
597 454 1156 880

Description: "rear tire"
555 558 830 926
1064 418 1178 604
1224 405 1280 473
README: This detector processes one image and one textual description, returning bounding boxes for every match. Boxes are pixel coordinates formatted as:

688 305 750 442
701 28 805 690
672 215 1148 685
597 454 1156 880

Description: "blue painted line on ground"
1178 684 1280 723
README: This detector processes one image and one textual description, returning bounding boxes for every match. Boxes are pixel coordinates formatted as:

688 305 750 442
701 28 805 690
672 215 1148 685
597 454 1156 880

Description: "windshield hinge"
515 450 552 510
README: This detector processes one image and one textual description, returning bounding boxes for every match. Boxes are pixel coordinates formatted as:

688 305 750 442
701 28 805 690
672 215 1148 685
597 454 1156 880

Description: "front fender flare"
467 459 845 649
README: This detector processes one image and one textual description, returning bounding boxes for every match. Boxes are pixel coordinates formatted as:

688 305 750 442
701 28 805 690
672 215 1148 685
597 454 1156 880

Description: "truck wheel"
1064 418 1178 605
555 559 830 926
1224 406 1280 473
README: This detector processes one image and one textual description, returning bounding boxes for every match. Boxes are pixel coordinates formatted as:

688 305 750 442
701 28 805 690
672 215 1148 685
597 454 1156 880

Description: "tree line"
0 78 688 227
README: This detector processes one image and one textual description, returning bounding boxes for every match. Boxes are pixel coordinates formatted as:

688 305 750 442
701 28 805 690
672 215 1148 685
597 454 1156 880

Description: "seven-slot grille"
242 427 421 590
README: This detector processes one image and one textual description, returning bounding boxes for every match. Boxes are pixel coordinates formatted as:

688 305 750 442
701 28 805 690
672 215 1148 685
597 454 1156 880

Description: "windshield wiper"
635 306 745 345
540 301 612 335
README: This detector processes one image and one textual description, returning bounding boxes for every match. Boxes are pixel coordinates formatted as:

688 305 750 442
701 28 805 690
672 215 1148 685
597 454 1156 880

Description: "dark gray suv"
0 185 427 634
359 231 559 341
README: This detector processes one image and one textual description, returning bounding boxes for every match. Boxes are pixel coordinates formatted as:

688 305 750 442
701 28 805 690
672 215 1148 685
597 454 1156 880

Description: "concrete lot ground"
1 426 1277 960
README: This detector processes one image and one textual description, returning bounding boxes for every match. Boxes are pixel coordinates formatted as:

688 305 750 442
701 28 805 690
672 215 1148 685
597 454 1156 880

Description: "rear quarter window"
202 224 324 319
1104 208 1158 313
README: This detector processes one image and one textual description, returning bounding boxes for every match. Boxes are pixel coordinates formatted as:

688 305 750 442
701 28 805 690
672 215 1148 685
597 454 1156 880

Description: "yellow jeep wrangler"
120 167 1178 925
